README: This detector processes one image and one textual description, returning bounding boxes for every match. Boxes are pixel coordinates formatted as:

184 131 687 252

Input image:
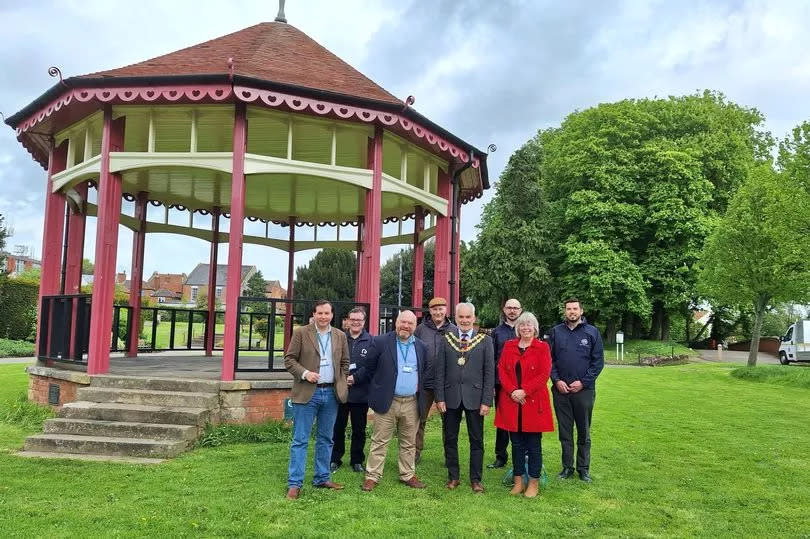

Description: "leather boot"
509 475 525 495
524 478 540 498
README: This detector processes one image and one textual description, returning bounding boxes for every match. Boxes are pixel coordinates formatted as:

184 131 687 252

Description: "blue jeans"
288 387 339 488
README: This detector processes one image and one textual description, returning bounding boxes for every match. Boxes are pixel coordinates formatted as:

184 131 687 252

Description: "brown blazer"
284 323 350 404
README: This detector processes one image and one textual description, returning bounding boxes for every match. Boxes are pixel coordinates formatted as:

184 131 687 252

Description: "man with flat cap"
436 302 495 493
413 296 458 463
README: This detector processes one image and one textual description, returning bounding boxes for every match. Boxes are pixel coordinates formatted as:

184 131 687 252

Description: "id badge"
402 366 413 373
349 363 357 371
320 357 330 367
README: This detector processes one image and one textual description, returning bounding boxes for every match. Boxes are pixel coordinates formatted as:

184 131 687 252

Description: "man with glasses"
487 298 523 469
331 307 374 473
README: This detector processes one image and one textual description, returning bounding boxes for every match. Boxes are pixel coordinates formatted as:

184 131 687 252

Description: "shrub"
0 276 39 341
0 338 36 357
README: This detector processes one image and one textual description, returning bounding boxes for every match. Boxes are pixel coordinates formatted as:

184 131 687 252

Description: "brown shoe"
361 479 377 492
524 478 540 498
471 482 485 493
400 476 427 489
510 475 525 496
314 480 344 490
445 479 461 490
286 487 300 499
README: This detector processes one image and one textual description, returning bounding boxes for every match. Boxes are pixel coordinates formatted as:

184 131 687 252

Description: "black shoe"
579 470 592 483
557 467 575 479
351 463 366 473
415 451 422 464
486 459 507 469
330 462 340 473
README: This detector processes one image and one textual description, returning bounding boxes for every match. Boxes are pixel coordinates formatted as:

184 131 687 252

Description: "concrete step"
16 451 165 465
90 375 220 394
23 434 188 458
60 401 210 426
43 418 198 442
77 387 219 408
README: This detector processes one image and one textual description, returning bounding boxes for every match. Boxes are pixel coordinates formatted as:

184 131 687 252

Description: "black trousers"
330 401 369 466
442 406 484 483
493 386 510 462
552 388 595 472
510 431 542 479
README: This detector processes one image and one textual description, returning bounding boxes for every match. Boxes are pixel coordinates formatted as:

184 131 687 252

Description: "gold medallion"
457 357 466 366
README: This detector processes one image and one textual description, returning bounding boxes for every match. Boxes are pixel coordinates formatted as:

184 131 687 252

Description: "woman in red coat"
494 311 554 497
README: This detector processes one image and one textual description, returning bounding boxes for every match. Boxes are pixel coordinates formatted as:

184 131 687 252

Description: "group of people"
282 297 604 499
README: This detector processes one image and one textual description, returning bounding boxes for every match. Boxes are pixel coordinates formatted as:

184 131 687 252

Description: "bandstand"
5 17 489 390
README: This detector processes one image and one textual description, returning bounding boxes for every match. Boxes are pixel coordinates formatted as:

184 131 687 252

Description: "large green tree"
699 165 810 366
293 248 356 304
245 270 267 298
380 241 435 308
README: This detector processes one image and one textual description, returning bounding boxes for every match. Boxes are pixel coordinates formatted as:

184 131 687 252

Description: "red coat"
494 338 554 433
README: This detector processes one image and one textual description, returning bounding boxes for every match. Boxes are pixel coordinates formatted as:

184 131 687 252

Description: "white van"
778 319 810 365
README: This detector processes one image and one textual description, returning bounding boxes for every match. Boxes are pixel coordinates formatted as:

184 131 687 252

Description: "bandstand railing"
379 304 429 334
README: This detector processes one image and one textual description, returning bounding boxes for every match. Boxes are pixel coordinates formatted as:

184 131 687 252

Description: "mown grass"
603 339 695 364
0 362 808 537
0 338 35 358
731 364 810 388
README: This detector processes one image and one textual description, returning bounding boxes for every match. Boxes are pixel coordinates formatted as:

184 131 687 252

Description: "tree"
379 241 435 307
0 214 8 275
699 165 810 366
81 258 94 274
293 248 356 304
245 270 266 298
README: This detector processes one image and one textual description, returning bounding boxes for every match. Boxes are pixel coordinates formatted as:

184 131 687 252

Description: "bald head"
395 310 417 341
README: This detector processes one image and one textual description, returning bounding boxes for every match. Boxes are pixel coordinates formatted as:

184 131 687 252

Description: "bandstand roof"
6 19 490 229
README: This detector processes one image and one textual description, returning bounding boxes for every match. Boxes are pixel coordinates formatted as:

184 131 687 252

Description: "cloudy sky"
2 0 809 287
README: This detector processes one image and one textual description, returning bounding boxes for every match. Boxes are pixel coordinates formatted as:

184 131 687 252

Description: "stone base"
27 365 90 407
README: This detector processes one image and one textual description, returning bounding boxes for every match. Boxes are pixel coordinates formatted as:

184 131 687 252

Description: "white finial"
275 0 287 23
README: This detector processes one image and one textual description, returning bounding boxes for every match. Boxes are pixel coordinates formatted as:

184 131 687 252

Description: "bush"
0 338 35 357
0 276 39 341
197 419 291 447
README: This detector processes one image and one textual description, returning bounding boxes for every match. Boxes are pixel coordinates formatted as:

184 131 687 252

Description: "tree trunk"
605 319 617 345
747 296 769 367
685 311 692 344
661 310 670 342
649 301 663 340
632 314 643 339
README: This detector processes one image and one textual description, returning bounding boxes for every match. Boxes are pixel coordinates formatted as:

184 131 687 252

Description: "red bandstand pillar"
354 215 364 303
63 182 88 294
87 107 125 375
221 103 247 381
412 206 425 315
433 170 451 303
36 141 68 355
283 216 295 352
127 191 148 357
205 208 220 357
360 126 383 334
453 199 462 308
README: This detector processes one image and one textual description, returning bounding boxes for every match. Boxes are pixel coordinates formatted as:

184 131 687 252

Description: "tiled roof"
184 263 255 286
82 22 402 106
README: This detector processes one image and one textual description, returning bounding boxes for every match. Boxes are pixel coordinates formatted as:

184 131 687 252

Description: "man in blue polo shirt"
548 298 604 483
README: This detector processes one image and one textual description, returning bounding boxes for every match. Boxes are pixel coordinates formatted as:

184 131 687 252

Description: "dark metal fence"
233 297 371 373
379 304 430 334
38 295 92 364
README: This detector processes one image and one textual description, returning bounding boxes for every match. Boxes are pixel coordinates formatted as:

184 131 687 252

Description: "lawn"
1 362 808 537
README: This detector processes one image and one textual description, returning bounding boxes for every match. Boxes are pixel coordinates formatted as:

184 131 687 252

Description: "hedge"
0 276 38 341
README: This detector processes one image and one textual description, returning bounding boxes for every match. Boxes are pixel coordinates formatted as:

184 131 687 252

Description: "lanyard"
317 331 331 358
397 340 413 365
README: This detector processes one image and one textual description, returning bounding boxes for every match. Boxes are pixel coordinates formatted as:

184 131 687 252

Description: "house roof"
184 263 255 286
152 288 182 298
81 22 401 106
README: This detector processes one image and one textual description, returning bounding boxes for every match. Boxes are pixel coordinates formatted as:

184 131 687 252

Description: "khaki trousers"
365 395 419 483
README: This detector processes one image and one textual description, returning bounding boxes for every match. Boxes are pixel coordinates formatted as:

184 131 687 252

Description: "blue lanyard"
317 331 331 358
397 340 413 365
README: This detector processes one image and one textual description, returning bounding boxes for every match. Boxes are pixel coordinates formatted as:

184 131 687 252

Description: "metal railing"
38 295 92 363
233 297 371 373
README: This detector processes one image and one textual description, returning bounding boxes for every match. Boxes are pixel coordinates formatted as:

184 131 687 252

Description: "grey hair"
514 312 540 337
455 302 476 316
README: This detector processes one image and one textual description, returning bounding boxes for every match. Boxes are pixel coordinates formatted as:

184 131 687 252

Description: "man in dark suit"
436 302 495 493
349 310 429 492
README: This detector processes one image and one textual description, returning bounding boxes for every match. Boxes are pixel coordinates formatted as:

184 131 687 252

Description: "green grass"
140 321 287 350
603 339 696 364
1 362 808 537
731 364 810 388
0 338 35 358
